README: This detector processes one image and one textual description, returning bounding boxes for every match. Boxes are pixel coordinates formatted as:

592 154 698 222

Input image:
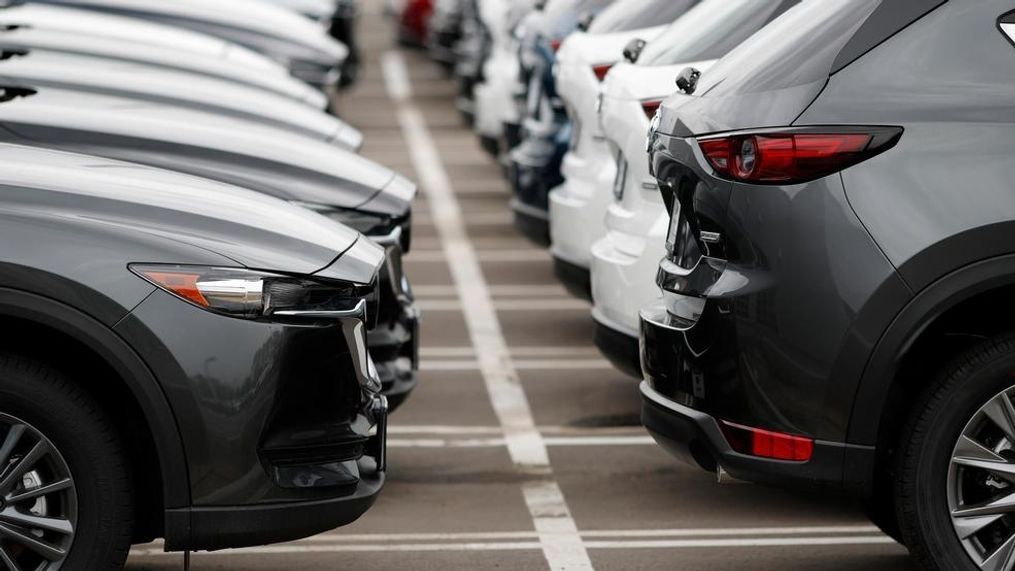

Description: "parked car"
28 0 349 90
640 0 1015 567
394 0 434 46
451 0 484 124
472 0 534 157
0 142 387 568
589 0 799 376
427 0 465 69
0 84 420 407
0 12 327 107
0 50 361 149
547 0 698 298
508 0 616 245
264 0 364 88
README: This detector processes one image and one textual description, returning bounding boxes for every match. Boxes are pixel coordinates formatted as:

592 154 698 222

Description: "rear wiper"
0 47 27 60
676 66 701 95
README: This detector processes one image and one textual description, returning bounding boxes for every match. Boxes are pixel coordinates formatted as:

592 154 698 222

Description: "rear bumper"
510 199 550 246
593 317 640 378
639 308 872 491
553 255 591 301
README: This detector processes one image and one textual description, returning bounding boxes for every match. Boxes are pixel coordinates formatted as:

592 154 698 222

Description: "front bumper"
370 244 421 411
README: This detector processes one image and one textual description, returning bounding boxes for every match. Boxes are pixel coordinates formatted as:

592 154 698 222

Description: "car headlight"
130 264 376 321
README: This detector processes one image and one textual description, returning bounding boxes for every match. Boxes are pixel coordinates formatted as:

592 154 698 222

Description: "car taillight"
641 99 662 120
550 38 563 53
697 127 902 184
719 420 813 462
591 63 614 82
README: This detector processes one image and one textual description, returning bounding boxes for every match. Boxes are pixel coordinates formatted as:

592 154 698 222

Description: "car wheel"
0 354 133 570
897 333 1015 570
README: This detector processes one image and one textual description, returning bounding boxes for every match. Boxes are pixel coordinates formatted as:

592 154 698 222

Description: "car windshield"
638 0 793 66
694 0 881 97
587 0 697 34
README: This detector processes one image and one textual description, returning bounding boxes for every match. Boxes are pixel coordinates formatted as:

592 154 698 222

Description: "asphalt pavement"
125 4 914 569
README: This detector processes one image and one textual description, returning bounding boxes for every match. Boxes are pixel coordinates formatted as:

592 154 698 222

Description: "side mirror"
622 38 646 64
675 66 701 95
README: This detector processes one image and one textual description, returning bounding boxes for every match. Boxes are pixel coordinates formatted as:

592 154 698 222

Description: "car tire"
896 332 1015 570
0 354 133 570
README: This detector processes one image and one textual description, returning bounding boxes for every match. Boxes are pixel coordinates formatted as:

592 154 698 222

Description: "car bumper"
370 244 421 411
589 227 663 336
553 255 591 301
593 316 640 378
639 305 870 490
548 150 614 273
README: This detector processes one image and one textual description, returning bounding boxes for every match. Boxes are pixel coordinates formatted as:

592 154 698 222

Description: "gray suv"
642 0 1015 568
0 143 387 569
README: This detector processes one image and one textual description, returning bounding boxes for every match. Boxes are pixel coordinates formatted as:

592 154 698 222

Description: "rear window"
587 0 698 34
542 0 615 36
695 0 881 97
638 0 795 66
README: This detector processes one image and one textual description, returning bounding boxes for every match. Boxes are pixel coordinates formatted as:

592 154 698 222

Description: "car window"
638 0 794 66
693 0 882 97
587 0 697 34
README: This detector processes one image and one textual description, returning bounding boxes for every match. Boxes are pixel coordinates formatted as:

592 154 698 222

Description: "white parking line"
409 249 551 262
413 284 567 298
420 359 613 371
422 346 602 358
389 435 655 448
417 298 589 311
388 425 646 436
383 50 593 570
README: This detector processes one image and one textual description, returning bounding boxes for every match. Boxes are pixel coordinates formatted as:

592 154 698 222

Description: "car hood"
602 59 716 102
0 87 408 212
0 50 360 149
263 0 337 20
0 27 326 107
0 3 281 73
558 26 665 67
0 143 366 277
34 0 347 64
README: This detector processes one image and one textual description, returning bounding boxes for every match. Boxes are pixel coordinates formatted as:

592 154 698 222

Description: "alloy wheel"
0 413 76 571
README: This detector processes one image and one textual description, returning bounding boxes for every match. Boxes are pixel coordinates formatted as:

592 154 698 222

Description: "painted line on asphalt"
420 358 613 371
422 346 602 358
388 425 646 436
417 298 589 311
410 249 551 262
129 536 893 557
388 435 655 448
383 50 593 570
414 284 570 298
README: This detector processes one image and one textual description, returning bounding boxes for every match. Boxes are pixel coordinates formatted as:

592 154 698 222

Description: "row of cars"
406 0 1015 568
0 1 420 569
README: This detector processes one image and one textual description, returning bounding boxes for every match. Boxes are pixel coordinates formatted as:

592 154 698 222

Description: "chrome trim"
272 299 368 320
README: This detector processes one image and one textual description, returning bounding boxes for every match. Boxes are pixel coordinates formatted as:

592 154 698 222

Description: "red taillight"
641 99 662 120
696 128 902 184
591 63 614 82
550 38 563 53
719 420 813 462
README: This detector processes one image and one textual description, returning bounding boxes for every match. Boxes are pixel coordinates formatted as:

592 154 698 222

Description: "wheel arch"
0 287 191 531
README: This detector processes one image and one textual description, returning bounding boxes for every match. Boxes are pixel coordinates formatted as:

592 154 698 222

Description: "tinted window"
542 0 615 37
587 0 698 34
695 0 880 97
639 0 794 66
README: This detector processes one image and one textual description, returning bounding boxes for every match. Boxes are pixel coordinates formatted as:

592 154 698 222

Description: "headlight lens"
130 264 373 320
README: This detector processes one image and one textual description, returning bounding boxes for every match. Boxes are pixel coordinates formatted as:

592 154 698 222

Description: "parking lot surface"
125 4 913 569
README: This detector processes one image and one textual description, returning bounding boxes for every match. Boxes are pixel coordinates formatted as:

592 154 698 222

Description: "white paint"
422 346 602 358
413 284 568 298
388 425 647 436
409 249 551 262
382 51 593 571
388 435 655 448
417 299 589 312
421 358 613 371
